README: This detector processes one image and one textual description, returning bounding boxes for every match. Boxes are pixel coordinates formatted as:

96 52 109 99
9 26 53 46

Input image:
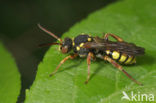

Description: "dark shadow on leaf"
89 59 106 81
135 54 155 66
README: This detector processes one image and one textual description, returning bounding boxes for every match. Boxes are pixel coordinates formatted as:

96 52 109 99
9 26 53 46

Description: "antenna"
37 23 62 42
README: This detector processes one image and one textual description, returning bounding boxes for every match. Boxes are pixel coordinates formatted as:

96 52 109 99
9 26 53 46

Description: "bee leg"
104 56 143 86
49 54 78 76
85 52 94 84
104 33 124 42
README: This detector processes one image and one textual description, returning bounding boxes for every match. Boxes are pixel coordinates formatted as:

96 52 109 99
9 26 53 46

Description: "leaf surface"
0 43 21 103
25 0 156 102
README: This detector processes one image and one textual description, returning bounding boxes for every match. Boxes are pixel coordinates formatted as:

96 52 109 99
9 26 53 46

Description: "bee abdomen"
105 50 136 64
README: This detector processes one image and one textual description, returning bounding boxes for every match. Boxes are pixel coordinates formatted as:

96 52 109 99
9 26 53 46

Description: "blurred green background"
0 0 117 102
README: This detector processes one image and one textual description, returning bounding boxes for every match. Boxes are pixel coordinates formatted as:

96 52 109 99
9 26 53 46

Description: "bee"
38 24 145 85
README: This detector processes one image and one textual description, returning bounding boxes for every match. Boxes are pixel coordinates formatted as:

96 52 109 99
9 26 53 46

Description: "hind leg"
104 33 124 42
104 56 143 86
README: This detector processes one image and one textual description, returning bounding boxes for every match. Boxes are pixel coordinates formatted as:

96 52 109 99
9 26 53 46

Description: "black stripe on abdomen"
116 52 121 62
123 55 129 64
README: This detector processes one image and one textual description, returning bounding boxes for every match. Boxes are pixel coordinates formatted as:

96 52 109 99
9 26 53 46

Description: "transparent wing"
84 41 145 56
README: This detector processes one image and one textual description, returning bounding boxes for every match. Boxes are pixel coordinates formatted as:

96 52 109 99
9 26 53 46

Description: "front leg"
49 53 78 76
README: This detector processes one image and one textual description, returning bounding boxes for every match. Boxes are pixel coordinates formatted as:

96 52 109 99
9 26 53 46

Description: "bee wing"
84 41 145 56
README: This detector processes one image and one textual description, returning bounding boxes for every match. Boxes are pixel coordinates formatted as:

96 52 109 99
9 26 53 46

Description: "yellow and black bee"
84 35 145 65
38 24 145 85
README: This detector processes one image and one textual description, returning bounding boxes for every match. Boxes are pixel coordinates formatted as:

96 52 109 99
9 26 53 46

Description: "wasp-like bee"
38 24 145 85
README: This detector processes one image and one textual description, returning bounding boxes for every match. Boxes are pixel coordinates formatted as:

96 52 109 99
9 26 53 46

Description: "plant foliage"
25 0 156 102
0 43 21 103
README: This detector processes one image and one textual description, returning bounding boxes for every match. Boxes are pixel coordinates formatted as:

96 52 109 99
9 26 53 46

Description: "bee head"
37 24 73 54
60 38 73 54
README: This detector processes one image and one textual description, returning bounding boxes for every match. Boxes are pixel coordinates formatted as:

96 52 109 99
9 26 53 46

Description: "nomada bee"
38 24 145 85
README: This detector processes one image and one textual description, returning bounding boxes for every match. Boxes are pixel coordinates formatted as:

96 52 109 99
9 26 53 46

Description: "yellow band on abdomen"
125 56 133 64
119 54 127 62
112 51 120 60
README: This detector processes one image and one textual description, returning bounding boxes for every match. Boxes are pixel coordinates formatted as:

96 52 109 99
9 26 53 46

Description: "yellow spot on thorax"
112 51 120 60
76 46 80 51
88 38 92 42
80 43 84 47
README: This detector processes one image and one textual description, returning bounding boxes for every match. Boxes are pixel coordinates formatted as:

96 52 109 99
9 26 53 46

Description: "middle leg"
85 52 95 84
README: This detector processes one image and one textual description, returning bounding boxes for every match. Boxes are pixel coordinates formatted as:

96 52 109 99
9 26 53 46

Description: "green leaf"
25 0 156 103
0 42 21 103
